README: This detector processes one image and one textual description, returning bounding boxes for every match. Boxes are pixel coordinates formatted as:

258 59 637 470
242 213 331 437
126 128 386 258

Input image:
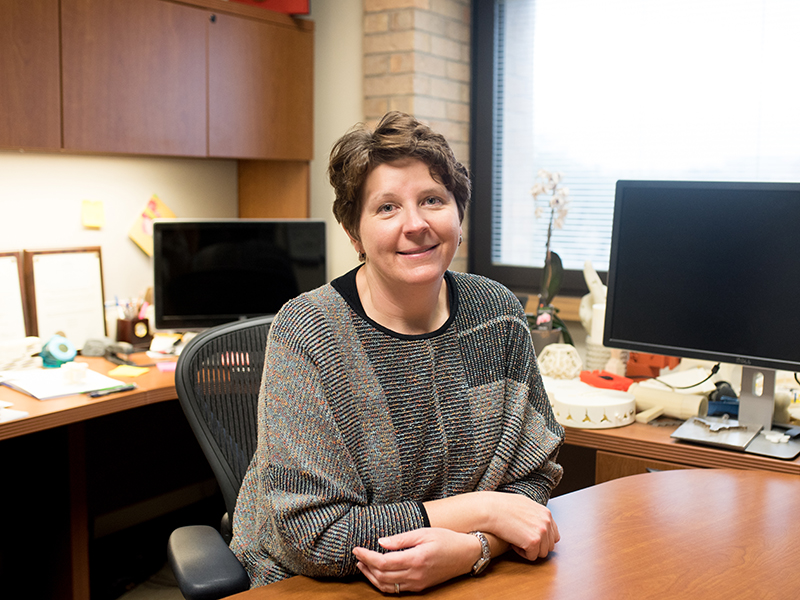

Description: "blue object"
40 335 77 368
707 396 739 418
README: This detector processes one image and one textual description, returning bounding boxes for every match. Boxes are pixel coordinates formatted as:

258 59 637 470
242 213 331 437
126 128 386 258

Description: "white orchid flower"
550 190 569 209
531 182 546 197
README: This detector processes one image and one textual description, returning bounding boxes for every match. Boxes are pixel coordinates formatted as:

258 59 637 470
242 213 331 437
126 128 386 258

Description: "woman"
230 112 565 593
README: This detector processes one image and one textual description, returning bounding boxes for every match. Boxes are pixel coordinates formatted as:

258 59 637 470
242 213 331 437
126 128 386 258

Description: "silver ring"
395 582 400 594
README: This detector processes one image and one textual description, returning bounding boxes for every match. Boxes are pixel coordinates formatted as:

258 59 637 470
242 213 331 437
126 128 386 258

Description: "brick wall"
363 0 472 270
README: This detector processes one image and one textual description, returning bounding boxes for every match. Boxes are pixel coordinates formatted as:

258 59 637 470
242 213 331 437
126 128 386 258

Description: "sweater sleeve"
233 301 428 582
490 292 565 504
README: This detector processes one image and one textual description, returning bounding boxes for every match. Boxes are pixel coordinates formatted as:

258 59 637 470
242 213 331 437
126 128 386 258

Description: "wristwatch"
469 531 491 576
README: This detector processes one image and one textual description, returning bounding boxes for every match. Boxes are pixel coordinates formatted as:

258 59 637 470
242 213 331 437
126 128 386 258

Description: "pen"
88 384 137 398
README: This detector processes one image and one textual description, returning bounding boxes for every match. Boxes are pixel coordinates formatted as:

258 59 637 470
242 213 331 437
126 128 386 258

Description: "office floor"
119 563 183 600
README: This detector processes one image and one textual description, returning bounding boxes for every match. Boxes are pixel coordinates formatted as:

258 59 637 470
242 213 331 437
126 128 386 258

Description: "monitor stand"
745 429 800 460
671 366 800 460
671 415 760 451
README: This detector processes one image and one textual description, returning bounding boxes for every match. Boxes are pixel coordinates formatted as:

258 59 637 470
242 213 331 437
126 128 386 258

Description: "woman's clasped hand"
354 528 483 594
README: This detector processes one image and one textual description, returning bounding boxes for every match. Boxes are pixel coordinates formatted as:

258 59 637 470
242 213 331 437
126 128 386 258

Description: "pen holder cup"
117 318 152 349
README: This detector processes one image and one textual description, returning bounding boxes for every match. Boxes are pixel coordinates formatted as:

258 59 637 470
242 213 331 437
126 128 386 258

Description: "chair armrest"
167 525 250 600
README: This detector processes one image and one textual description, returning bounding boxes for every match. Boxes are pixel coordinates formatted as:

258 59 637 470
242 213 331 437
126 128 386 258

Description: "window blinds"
492 0 800 273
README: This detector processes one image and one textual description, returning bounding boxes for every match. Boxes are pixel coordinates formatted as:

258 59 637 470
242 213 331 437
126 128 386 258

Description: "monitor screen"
604 180 800 373
153 219 326 331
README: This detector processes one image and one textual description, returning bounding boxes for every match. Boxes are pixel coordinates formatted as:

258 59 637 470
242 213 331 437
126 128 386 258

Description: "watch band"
469 530 491 576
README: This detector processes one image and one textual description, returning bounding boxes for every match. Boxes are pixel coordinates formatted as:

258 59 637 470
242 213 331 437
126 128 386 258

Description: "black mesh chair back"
174 315 273 522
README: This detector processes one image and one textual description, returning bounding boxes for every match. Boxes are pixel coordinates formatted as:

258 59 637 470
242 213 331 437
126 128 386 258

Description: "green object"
539 250 563 308
552 313 573 345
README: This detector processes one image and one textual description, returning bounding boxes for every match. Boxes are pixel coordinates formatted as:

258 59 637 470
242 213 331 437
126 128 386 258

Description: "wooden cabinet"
61 0 208 156
0 0 61 151
59 0 312 159
3 0 313 216
595 450 691 484
209 12 313 160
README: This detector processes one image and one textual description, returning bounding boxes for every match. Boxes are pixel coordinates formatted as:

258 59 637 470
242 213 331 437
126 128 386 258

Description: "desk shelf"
564 421 800 479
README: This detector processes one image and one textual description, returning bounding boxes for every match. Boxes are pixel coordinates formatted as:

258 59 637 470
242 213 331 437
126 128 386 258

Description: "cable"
104 351 157 368
654 363 720 390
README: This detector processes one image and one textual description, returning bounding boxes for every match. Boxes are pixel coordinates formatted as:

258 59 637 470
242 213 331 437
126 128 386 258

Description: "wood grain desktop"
230 470 800 600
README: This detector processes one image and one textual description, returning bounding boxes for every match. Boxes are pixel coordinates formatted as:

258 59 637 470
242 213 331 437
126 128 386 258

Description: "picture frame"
23 247 106 350
0 251 29 341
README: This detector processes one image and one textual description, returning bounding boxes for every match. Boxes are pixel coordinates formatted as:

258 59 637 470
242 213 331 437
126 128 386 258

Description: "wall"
308 0 364 280
0 152 237 302
363 0 471 161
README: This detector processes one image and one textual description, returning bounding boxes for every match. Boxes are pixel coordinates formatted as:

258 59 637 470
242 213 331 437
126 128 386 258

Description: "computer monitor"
603 180 800 458
153 219 326 331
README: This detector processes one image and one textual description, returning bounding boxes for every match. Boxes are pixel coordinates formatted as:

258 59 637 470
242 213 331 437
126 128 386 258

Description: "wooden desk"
563 421 800 481
230 469 800 599
0 357 178 600
0 356 177 441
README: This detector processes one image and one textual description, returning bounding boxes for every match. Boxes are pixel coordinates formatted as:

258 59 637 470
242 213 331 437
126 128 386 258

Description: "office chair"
167 315 274 600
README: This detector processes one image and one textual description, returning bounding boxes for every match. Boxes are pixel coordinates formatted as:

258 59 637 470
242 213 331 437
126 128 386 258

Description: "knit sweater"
230 268 565 587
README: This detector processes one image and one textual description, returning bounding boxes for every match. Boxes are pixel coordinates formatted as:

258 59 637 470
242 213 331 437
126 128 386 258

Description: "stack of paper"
0 368 126 400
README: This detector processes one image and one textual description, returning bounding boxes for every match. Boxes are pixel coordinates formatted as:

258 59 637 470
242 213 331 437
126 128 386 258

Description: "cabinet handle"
210 14 216 23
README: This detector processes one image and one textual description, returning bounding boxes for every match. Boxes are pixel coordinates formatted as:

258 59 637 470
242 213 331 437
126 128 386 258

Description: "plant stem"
545 191 555 267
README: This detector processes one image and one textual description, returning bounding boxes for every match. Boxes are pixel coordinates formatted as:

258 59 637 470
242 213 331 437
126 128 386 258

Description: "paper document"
0 407 29 423
0 368 126 400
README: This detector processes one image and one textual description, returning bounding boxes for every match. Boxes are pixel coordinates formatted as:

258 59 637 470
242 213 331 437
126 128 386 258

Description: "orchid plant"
530 169 572 343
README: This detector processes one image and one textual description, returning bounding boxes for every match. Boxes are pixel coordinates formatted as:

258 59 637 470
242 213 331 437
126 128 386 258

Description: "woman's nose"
402 206 428 234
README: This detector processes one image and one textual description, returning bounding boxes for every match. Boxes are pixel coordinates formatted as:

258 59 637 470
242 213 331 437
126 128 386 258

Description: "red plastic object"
580 370 634 392
626 352 681 379
228 0 309 15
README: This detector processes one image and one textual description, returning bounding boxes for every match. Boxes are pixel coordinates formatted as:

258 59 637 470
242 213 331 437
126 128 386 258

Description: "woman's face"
352 158 462 289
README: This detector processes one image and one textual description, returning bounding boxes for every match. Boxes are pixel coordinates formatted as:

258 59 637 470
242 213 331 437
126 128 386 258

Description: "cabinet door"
208 13 313 160
0 0 61 150
595 450 691 485
61 0 207 156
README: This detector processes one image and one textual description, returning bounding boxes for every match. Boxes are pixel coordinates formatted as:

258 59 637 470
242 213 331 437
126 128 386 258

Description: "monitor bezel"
152 218 326 332
603 179 800 374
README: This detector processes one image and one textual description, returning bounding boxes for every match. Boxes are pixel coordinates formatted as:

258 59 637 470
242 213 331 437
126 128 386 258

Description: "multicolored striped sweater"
230 267 565 587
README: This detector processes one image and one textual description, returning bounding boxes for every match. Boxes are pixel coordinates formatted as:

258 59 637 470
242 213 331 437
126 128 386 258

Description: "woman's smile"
398 244 438 256
353 158 461 290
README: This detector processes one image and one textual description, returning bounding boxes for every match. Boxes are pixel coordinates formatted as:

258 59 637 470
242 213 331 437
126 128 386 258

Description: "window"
470 0 800 296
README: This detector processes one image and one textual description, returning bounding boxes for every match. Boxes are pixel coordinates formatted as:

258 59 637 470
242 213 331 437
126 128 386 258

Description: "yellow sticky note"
128 194 176 256
82 200 105 229
108 365 150 378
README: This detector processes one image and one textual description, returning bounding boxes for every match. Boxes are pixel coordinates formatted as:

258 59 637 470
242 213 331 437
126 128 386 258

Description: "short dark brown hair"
328 111 471 241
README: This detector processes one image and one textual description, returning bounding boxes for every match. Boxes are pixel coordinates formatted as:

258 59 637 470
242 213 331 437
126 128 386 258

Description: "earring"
358 251 366 262
458 234 463 247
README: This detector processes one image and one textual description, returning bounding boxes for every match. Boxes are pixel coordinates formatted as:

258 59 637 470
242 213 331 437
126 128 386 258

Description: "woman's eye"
423 196 442 206
378 203 394 213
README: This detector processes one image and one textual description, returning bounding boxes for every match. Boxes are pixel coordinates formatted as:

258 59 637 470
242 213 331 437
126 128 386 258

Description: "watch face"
473 556 490 575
